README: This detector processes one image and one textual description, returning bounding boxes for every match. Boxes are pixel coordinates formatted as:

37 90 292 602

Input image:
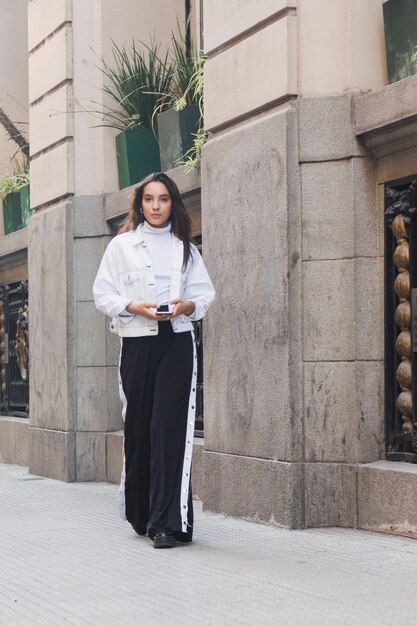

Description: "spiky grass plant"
98 39 174 131
148 31 208 171
170 32 202 110
177 53 209 171
151 31 199 121
0 168 29 200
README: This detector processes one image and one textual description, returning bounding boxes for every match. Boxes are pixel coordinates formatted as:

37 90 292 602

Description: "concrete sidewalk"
1 464 417 626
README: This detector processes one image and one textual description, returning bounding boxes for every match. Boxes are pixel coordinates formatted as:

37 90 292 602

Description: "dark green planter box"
115 128 161 190
2 185 30 235
157 106 200 171
20 184 30 226
383 0 417 84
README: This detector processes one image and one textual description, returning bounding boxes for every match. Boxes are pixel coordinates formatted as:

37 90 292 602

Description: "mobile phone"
156 303 173 315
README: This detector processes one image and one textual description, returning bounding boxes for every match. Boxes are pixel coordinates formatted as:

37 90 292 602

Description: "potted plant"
0 168 30 235
156 33 204 172
178 54 209 172
99 40 173 189
383 0 417 83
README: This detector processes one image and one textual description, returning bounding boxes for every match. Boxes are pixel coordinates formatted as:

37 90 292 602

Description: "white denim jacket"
93 224 215 337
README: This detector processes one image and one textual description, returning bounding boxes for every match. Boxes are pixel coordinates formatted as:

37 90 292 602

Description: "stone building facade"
1 0 417 537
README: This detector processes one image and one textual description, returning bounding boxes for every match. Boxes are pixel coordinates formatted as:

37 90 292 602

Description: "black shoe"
153 530 177 549
131 523 147 536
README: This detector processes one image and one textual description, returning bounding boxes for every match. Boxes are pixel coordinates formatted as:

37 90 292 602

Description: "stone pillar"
27 0 186 481
28 0 109 481
296 0 387 527
299 93 384 527
202 0 304 527
202 0 388 528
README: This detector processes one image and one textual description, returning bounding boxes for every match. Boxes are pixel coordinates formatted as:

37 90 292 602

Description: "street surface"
1 463 417 625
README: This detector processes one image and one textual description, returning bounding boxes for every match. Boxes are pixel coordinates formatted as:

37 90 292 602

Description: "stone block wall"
26 0 190 482
201 0 390 530
202 2 303 527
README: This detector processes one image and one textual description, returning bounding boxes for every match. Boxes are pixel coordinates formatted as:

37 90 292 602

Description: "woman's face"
141 181 172 228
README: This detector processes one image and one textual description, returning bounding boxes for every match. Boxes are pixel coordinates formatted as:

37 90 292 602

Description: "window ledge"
355 74 417 157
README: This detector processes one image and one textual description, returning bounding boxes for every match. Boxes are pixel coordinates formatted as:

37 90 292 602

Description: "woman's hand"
126 302 171 321
170 299 195 318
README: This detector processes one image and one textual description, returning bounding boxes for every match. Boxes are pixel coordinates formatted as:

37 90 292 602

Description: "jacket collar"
133 224 145 246
133 223 181 247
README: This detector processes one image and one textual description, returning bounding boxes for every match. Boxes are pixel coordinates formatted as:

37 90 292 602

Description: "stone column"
299 94 383 527
27 0 186 481
202 0 304 527
28 0 110 481
296 0 387 527
202 0 388 528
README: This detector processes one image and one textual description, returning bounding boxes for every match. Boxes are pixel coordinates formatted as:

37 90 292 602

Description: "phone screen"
156 304 170 314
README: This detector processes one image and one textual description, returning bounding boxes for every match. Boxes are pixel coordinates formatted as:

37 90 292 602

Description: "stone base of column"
0 416 29 466
202 450 304 528
358 461 417 538
29 427 75 482
202 453 417 537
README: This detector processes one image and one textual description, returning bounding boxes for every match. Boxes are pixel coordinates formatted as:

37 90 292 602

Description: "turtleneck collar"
141 220 172 234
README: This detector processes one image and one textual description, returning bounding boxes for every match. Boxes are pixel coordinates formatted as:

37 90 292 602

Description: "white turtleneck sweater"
141 221 172 305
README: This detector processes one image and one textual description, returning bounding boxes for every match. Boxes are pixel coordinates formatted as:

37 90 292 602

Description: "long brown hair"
119 172 192 268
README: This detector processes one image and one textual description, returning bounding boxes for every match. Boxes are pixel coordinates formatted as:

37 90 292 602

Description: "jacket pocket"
120 270 142 284
119 269 144 300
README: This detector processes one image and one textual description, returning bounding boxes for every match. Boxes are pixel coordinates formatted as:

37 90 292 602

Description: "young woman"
93 172 215 549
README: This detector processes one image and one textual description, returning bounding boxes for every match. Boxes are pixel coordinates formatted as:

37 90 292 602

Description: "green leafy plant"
98 39 174 131
181 128 209 172
177 53 209 171
170 33 199 110
151 31 201 119
0 168 29 200
147 29 208 171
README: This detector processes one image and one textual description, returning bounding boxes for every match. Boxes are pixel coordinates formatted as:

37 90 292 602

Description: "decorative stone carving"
391 213 408 240
395 301 411 329
396 390 414 434
388 195 414 437
396 360 412 389
396 390 413 415
394 270 410 300
393 241 409 269
396 331 411 358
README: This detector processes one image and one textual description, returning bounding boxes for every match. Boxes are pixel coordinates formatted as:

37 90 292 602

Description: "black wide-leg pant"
120 322 194 541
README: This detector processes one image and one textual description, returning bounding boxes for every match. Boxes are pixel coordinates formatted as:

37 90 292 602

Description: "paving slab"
1 463 417 626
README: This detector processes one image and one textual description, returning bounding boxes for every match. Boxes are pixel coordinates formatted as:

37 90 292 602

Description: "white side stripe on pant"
180 329 197 531
118 338 128 521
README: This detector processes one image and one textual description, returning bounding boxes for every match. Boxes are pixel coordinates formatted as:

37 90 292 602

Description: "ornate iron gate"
0 280 29 417
385 178 417 460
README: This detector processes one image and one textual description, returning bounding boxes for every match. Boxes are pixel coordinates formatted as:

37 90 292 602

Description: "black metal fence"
0 280 29 417
385 178 417 461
